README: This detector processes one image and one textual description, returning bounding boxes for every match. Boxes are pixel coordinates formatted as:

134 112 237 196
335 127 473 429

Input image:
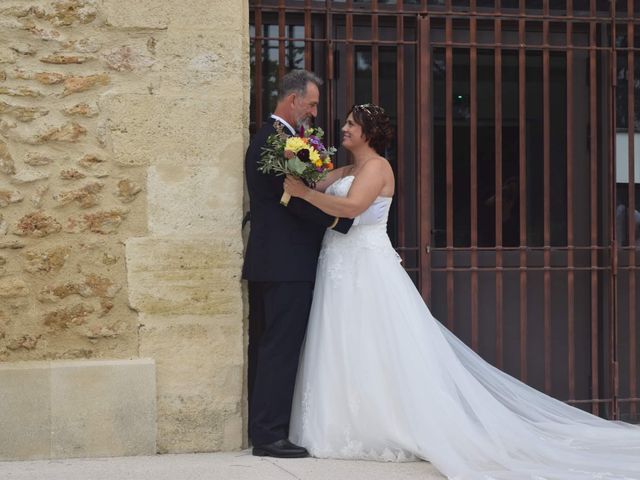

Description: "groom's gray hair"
277 70 323 101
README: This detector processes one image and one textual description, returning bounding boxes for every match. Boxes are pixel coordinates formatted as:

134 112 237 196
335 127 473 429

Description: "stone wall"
0 0 248 458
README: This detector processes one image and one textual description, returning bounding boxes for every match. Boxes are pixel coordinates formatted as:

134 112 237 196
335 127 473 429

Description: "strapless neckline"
334 175 393 200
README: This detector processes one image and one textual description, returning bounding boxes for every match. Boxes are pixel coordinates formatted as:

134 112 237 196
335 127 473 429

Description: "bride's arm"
284 159 386 218
313 166 349 192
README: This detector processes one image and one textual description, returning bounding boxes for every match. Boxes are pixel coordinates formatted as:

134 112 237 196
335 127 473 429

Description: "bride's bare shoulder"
363 156 393 174
361 156 395 195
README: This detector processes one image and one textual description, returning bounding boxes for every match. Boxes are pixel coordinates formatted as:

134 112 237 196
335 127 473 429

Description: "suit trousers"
248 280 313 446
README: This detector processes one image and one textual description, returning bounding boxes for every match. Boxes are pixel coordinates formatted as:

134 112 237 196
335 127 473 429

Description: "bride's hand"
284 175 310 199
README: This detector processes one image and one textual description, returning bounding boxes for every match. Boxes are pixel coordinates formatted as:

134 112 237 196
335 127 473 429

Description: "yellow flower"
309 147 321 164
285 137 308 153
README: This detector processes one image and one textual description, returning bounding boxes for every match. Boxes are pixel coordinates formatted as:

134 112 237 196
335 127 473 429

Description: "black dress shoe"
252 439 309 458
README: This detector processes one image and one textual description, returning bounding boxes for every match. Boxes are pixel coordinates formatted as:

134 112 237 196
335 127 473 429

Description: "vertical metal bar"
420 0 429 301
566 0 576 401
470 0 479 352
346 0 354 108
609 0 619 420
304 0 312 70
542 0 552 395
255 5 264 124
396 4 406 264
589 0 600 416
518 0 528 382
372 0 380 104
627 0 637 419
278 0 286 79
419 15 433 304
495 0 504 369
326 1 335 148
445 12 455 330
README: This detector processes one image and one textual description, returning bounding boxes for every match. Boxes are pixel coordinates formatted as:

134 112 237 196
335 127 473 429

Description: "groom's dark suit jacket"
242 117 352 282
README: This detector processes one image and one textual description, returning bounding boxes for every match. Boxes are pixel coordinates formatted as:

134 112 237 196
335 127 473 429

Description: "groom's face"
292 82 320 129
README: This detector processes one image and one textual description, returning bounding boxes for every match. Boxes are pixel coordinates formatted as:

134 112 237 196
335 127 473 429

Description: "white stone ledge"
0 359 156 461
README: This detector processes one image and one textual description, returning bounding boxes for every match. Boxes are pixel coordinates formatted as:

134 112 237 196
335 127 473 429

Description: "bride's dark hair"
348 103 394 155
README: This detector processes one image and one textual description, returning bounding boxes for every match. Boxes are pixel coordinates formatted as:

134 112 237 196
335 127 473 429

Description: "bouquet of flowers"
258 122 336 206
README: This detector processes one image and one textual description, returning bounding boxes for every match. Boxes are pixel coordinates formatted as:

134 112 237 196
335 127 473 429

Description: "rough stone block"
101 0 169 29
50 359 156 458
155 402 242 454
154 30 246 93
65 208 129 234
0 101 49 122
139 314 242 453
36 122 87 144
166 1 246 30
126 237 243 315
99 93 244 167
11 168 50 184
148 161 242 236
102 46 155 72
0 140 16 175
139 314 242 398
100 0 244 31
62 102 98 117
62 73 109 97
116 178 142 203
40 54 91 64
14 211 62 237
0 276 30 298
0 189 23 207
0 362 51 460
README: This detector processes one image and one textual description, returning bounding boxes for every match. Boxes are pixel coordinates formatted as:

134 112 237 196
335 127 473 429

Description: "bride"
282 103 640 480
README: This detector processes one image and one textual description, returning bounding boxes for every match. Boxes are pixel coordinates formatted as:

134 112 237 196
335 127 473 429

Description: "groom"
242 70 354 458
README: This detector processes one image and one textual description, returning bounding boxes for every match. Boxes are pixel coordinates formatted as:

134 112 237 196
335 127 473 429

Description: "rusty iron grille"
249 0 640 422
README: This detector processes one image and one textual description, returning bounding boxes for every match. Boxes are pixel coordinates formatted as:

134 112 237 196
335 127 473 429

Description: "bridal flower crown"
258 121 336 206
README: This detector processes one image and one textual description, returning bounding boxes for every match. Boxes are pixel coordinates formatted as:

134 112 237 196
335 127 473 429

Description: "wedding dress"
289 175 640 480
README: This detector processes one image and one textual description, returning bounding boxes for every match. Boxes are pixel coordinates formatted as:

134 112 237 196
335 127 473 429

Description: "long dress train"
289 175 640 480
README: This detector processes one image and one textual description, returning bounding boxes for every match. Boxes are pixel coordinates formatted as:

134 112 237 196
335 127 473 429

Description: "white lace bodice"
325 175 393 227
324 175 394 248
318 176 401 291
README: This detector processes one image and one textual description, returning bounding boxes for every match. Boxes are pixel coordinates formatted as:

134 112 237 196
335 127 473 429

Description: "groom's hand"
353 200 386 226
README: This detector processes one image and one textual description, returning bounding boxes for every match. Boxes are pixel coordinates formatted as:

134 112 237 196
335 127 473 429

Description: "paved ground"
0 450 446 480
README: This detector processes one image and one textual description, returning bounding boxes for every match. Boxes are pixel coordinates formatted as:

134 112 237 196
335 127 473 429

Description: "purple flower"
308 136 324 150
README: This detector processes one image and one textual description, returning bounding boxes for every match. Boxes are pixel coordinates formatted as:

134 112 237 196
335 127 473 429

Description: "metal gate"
249 0 640 422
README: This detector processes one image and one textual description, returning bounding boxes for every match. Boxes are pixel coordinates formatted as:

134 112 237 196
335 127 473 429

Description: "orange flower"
327 162 334 170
